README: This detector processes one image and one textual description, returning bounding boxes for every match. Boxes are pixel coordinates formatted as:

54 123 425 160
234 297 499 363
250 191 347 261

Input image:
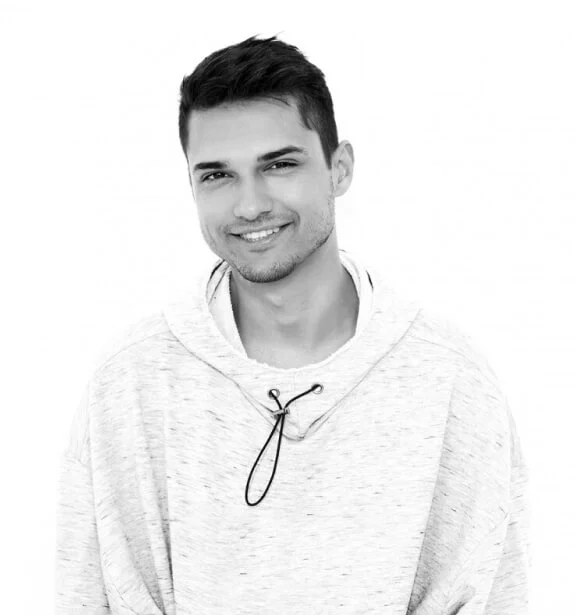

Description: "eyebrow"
192 146 308 174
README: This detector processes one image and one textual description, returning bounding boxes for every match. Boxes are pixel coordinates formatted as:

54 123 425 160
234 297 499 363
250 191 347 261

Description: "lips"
233 223 290 237
233 222 292 248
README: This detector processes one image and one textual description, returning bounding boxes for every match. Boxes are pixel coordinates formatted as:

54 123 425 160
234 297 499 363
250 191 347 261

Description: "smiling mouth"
231 223 292 247
232 223 291 237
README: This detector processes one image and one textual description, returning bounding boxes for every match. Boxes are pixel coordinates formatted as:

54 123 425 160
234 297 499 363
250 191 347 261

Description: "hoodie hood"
163 248 422 443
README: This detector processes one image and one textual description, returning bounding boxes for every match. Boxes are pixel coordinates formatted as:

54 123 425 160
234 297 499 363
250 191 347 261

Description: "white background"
0 0 575 612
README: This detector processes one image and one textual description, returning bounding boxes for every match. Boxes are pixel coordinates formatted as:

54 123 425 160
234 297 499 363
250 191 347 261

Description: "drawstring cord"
245 383 324 507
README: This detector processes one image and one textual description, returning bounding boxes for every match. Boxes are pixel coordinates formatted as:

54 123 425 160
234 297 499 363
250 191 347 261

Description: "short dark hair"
178 34 339 170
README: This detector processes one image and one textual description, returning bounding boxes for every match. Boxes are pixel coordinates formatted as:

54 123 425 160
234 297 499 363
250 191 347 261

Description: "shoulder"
408 304 503 393
88 306 171 376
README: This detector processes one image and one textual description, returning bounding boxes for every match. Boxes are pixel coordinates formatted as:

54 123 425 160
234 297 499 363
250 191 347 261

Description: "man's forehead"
189 96 298 126
186 100 318 168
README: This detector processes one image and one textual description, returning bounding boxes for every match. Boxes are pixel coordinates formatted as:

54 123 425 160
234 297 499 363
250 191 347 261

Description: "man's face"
185 97 343 285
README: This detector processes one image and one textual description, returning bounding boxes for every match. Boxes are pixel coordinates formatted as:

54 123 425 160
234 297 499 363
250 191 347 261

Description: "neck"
230 244 359 353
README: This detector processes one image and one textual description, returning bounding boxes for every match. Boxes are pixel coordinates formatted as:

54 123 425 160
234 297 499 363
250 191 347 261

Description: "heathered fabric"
55 249 531 614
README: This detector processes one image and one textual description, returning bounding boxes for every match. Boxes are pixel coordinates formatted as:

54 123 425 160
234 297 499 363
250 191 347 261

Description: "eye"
269 161 297 170
201 171 225 183
201 161 297 183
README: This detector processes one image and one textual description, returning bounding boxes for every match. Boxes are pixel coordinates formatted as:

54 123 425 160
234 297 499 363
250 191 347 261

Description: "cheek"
286 179 328 212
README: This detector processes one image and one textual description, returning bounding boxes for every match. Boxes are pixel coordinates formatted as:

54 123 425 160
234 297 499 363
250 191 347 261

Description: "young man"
55 34 530 614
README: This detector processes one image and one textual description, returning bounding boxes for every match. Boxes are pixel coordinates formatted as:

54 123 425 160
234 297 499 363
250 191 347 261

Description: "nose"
233 177 274 221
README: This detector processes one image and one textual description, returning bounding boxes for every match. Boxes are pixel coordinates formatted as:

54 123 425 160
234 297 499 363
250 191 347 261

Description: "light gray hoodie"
55 249 531 614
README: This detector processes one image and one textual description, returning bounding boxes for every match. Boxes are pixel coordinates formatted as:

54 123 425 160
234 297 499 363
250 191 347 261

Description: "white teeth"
240 227 281 241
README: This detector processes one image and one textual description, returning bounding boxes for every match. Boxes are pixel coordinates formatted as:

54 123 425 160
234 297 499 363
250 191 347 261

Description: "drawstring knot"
245 383 324 507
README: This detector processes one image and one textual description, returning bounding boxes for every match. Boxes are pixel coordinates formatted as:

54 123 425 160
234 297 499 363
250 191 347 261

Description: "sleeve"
482 408 532 613
54 385 111 614
444 405 532 614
